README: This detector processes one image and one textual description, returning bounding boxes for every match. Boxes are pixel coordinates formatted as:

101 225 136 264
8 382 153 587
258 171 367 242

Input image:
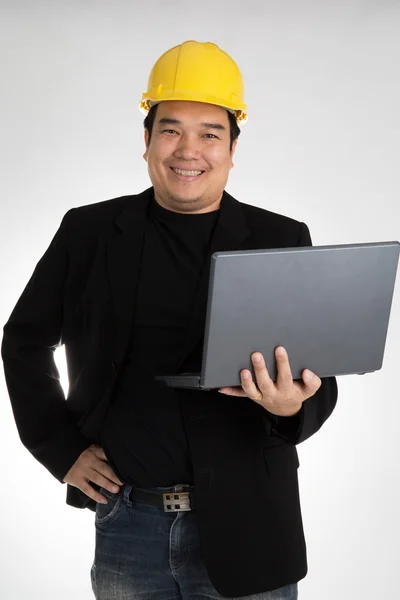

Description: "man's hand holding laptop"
218 346 322 417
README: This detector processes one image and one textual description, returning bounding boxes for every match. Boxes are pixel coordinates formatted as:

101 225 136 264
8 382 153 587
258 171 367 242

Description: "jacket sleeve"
1 209 92 483
267 221 338 445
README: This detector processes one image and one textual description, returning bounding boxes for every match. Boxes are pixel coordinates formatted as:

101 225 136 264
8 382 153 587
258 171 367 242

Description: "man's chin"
173 196 202 204
166 192 204 206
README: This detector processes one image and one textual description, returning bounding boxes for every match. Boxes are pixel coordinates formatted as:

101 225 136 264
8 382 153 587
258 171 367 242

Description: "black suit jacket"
2 186 338 597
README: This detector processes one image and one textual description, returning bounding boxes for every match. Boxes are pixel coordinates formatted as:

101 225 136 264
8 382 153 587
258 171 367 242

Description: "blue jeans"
91 483 298 600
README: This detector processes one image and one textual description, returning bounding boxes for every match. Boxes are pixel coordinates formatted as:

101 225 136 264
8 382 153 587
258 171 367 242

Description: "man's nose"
174 134 201 159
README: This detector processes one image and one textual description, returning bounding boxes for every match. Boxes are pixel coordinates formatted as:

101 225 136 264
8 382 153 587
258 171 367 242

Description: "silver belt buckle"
163 485 192 512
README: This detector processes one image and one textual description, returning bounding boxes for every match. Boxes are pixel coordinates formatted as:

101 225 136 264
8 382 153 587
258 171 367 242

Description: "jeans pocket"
95 486 123 526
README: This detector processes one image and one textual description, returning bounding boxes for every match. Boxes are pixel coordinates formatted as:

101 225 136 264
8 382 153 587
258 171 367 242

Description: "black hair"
143 103 241 152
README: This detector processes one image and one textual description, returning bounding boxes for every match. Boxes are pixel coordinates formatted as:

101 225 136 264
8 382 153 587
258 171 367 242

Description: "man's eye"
204 134 217 139
162 129 177 134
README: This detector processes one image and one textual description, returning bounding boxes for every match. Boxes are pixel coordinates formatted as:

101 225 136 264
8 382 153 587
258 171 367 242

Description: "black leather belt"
130 484 196 512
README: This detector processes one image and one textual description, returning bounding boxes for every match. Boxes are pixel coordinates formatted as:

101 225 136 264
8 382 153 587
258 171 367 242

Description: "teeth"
172 168 203 176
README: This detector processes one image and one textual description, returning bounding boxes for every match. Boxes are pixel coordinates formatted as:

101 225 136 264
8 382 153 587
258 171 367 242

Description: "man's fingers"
71 464 122 504
64 445 125 503
69 469 120 504
91 444 108 461
87 467 122 492
240 369 263 401
91 459 125 488
250 353 274 395
301 369 322 395
79 480 109 505
218 386 248 396
275 347 294 390
90 445 124 485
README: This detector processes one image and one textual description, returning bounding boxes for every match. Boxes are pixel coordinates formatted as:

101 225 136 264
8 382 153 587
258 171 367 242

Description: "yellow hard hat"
139 40 248 125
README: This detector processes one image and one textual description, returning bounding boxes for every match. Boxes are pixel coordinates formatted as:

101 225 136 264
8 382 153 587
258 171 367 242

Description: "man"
1 41 338 599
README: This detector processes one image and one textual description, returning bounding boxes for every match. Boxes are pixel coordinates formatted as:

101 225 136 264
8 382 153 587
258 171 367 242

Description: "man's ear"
230 139 238 169
143 129 149 162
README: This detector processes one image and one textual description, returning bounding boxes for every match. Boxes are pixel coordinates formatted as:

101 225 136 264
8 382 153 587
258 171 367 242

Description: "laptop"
155 241 400 390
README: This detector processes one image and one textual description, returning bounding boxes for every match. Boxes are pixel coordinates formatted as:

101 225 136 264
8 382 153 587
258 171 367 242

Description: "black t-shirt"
100 196 220 487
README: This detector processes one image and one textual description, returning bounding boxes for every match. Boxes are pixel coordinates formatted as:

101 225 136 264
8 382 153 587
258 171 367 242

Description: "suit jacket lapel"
106 187 251 370
106 187 153 364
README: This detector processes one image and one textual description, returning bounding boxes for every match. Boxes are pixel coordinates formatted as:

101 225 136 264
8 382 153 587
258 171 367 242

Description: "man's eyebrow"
158 117 226 131
201 122 226 131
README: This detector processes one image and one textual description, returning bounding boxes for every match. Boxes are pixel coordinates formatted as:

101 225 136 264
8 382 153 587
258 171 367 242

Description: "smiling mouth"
170 167 205 178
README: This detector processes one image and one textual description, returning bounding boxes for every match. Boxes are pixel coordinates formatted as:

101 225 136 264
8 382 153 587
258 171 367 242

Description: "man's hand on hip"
218 346 322 417
63 444 125 504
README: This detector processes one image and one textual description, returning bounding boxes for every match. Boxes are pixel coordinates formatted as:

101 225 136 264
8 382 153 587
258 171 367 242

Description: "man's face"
143 100 237 214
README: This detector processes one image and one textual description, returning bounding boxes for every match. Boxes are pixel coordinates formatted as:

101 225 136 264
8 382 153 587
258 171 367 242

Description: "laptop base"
155 373 212 390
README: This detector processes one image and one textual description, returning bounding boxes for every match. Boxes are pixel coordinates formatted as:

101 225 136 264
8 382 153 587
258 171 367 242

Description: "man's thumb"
91 444 106 458
302 370 321 391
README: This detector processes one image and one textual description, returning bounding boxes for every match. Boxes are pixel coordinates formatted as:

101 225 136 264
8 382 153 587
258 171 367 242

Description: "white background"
1 1 399 598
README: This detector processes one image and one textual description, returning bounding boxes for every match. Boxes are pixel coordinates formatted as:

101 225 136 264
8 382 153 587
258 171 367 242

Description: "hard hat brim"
139 97 248 125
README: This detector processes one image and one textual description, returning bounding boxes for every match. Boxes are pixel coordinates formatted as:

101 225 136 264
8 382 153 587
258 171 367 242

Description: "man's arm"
268 222 338 444
1 209 92 482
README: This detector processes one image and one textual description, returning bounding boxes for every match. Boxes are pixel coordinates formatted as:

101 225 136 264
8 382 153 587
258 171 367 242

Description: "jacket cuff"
269 405 305 444
31 424 93 484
